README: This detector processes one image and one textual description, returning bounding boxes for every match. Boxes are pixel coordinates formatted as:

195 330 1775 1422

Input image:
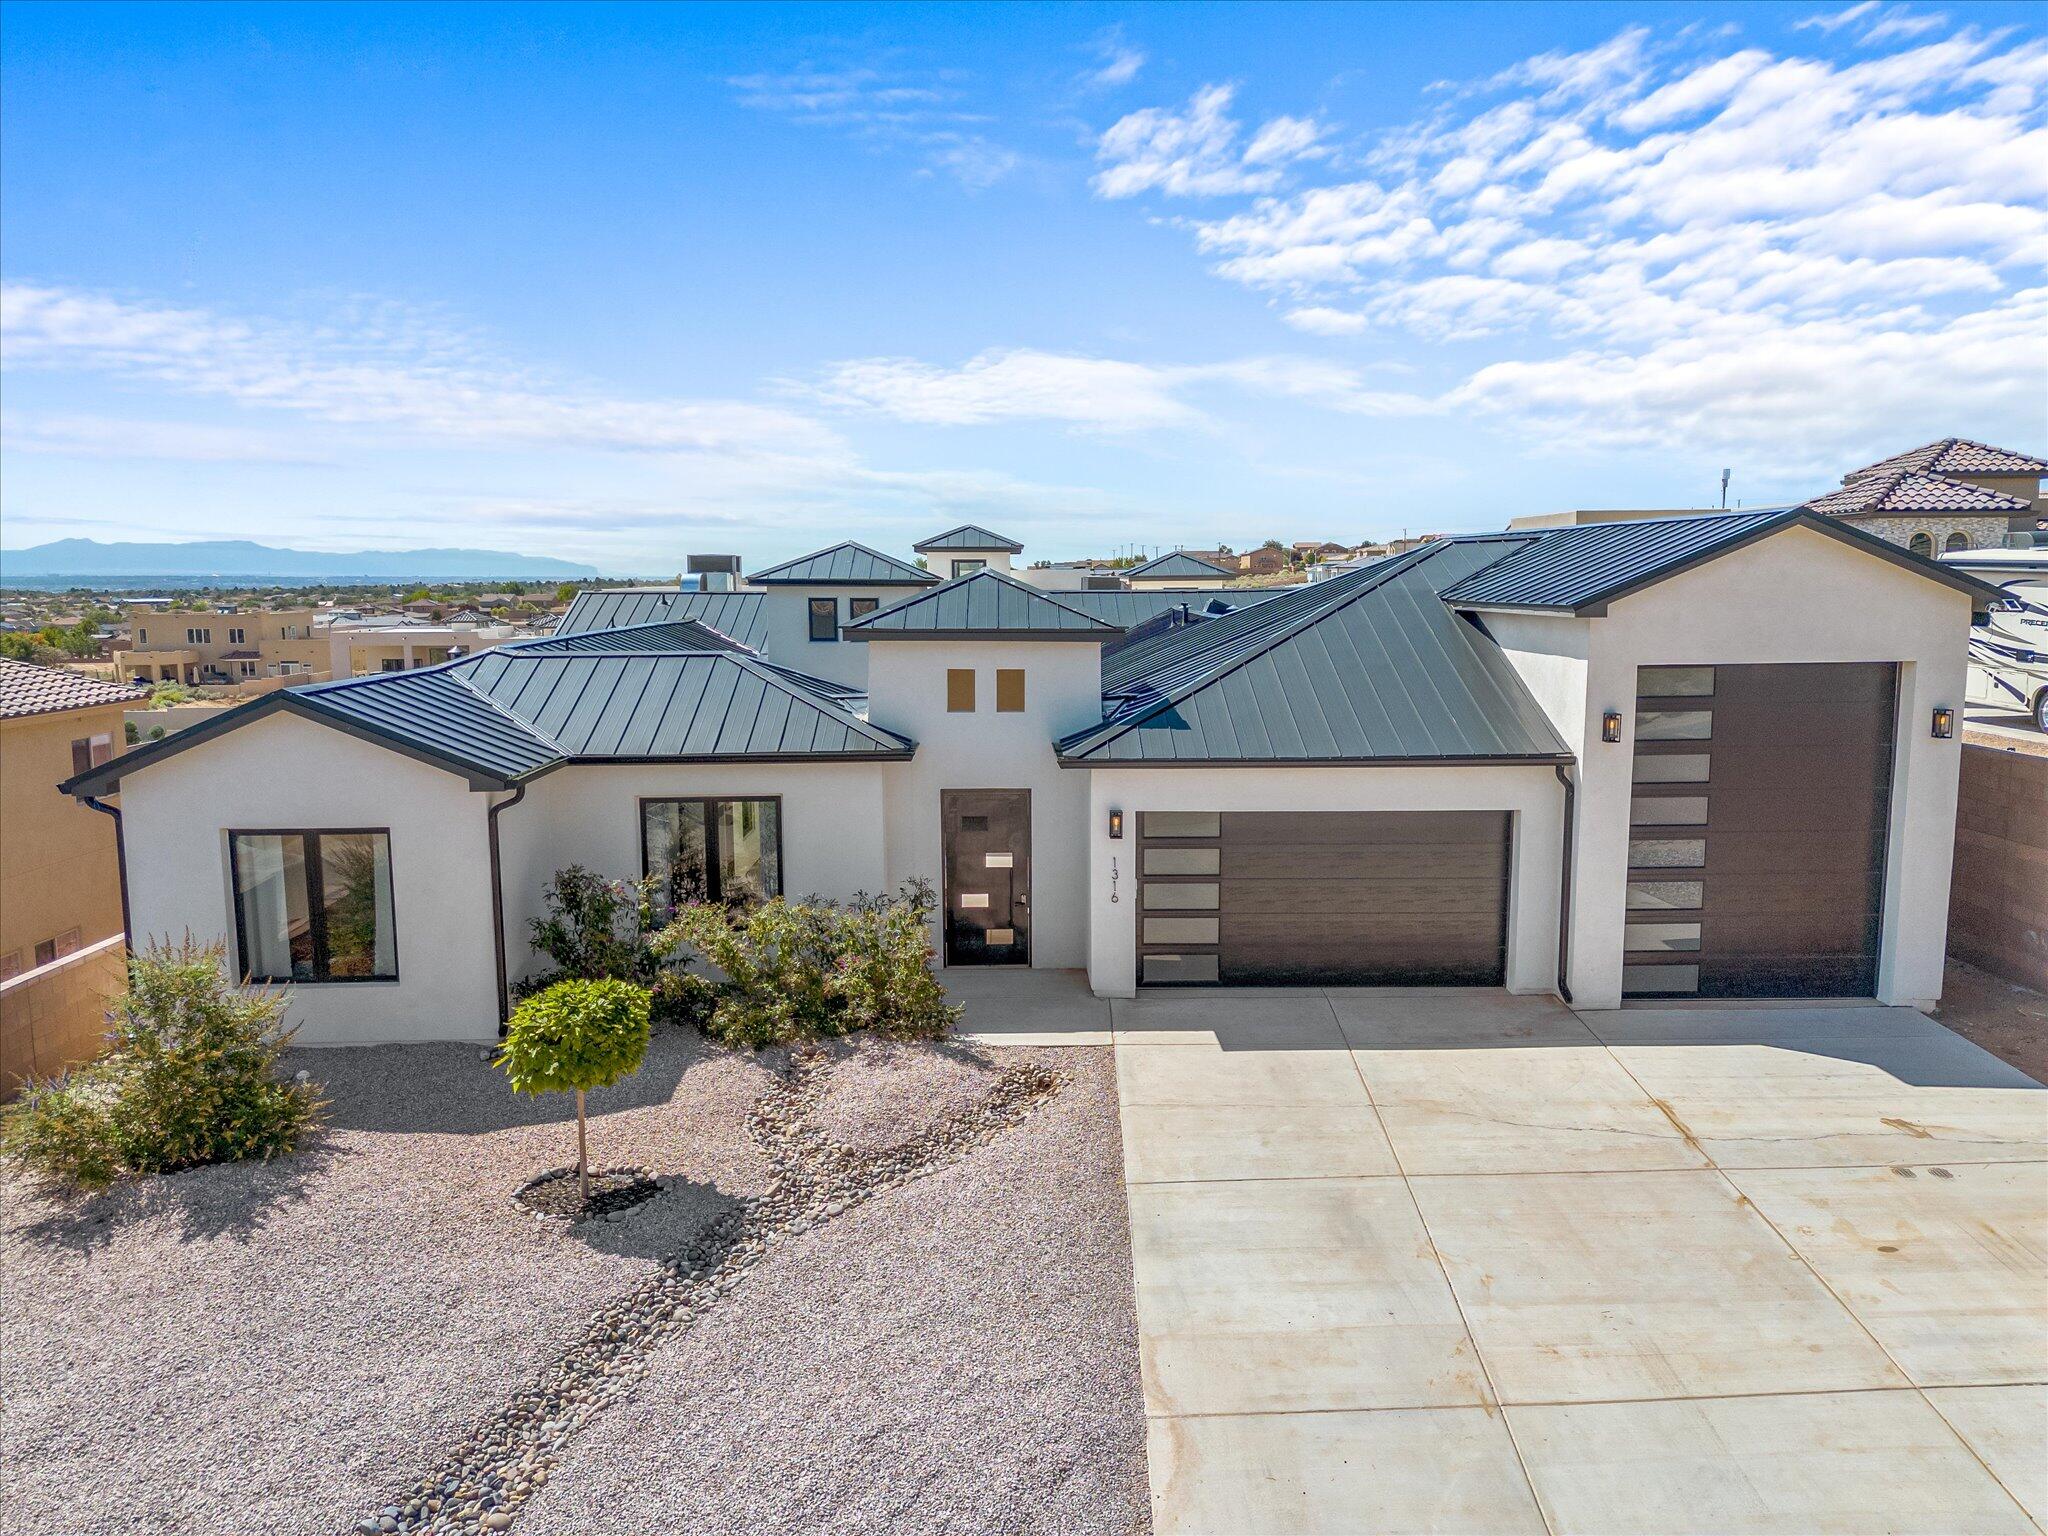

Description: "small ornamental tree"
496 978 651 1203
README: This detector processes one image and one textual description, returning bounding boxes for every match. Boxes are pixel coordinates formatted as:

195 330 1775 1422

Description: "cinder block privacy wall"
1949 744 2048 990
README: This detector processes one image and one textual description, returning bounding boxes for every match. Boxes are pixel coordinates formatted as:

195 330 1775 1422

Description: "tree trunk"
576 1088 589 1205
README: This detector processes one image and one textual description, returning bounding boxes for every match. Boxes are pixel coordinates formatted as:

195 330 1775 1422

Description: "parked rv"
1946 548 2048 730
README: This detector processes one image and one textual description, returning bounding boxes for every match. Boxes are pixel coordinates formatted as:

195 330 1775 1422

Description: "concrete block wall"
1948 744 2048 991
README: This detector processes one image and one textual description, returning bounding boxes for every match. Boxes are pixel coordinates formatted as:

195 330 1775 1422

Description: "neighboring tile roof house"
843 568 1122 640
1059 540 1573 766
0 659 146 720
1802 470 2033 519
747 541 938 586
1437 508 2003 616
1844 438 2048 481
912 524 1024 553
1124 550 1238 581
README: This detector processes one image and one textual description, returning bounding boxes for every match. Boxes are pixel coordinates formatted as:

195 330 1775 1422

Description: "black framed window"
230 830 398 983
642 798 783 911
849 597 879 621
808 598 838 641
952 558 986 576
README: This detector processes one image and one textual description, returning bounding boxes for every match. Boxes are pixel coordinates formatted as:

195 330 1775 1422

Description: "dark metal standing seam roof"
913 524 1025 553
1124 550 1238 580
844 568 1123 639
555 589 770 647
1438 507 2007 615
1058 587 1287 630
512 620 743 655
1058 539 1573 766
746 542 939 586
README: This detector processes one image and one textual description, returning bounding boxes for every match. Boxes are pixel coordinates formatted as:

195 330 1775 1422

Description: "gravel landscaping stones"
2 1027 1147 1536
514 1167 662 1222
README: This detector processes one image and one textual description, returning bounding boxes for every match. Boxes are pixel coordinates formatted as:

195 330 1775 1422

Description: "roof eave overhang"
746 575 940 586
845 628 1117 643
59 691 526 799
1055 751 1578 770
559 749 914 765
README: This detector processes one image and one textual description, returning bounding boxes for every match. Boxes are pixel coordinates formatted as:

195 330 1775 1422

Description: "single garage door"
1624 662 1896 999
1137 810 1511 986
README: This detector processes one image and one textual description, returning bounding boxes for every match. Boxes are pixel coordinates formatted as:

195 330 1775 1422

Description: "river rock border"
355 1046 1064 1535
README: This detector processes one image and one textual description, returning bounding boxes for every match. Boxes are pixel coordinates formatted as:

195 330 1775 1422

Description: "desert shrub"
654 879 958 1049
649 968 719 1030
496 978 652 1201
520 865 662 999
0 940 323 1193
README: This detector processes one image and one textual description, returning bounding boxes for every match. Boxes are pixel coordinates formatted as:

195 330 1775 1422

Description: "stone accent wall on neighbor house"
1845 515 2011 552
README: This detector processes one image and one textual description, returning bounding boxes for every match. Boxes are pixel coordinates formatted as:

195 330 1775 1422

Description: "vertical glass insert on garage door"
1623 663 1896 999
1136 810 1511 987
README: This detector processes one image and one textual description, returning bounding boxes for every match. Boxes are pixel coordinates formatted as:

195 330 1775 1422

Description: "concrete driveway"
1116 989 2048 1535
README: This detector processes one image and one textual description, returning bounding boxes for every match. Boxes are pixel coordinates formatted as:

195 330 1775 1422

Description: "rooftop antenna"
1720 468 1730 509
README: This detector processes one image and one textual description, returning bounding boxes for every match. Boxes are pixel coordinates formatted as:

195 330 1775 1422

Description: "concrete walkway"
1115 989 2048 1535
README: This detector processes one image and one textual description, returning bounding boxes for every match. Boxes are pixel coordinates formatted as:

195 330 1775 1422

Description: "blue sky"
3 0 2043 574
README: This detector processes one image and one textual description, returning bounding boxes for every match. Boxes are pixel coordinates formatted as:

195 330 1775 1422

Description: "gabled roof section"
747 541 939 586
1060 587 1288 631
1059 539 1573 767
1438 508 2005 617
1845 438 2047 482
844 567 1123 641
62 622 910 799
1125 550 1237 580
555 589 769 648
0 659 146 720
1804 470 2032 518
455 651 911 759
913 523 1024 553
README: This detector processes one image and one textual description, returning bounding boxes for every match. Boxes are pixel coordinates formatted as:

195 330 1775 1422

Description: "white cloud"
1093 85 1329 199
1084 29 1146 90
1796 2 1882 34
1087 17 2048 472
0 283 839 457
0 411 329 464
809 346 1432 431
726 63 1018 188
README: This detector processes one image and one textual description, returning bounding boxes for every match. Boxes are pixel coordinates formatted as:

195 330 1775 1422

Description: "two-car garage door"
1137 810 1510 987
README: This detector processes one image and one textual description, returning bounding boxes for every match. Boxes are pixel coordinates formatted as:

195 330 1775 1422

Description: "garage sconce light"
1108 808 1125 840
1931 706 1954 739
1601 711 1623 744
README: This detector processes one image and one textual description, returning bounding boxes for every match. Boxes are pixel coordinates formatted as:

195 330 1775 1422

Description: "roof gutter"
1552 763 1575 1007
81 794 131 951
487 782 527 1031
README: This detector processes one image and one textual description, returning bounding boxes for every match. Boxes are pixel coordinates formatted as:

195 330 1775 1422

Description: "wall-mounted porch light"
1108 808 1125 840
1931 706 1955 739
1601 711 1623 744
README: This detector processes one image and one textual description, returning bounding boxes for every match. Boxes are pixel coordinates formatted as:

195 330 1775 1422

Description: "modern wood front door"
1624 662 1897 999
942 789 1031 966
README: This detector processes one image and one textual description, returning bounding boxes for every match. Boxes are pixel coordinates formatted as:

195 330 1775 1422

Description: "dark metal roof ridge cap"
1065 546 1452 756
746 540 940 584
558 745 916 765
912 523 1025 552
59 689 527 798
842 566 1122 635
719 652 919 751
1055 749 1579 769
499 617 755 656
849 627 1119 643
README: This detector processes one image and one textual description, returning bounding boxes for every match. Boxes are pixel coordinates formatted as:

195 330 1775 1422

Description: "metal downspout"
1552 764 1576 1006
487 783 528 1031
82 795 131 950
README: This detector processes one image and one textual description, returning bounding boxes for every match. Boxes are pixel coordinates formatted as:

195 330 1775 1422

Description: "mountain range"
1 538 607 586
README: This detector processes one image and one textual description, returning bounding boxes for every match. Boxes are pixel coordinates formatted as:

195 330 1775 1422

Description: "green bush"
0 940 323 1193
496 978 652 1201
519 866 661 999
650 968 719 1030
654 879 958 1049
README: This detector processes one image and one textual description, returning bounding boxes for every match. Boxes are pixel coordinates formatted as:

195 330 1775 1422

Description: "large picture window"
642 798 783 911
230 830 397 983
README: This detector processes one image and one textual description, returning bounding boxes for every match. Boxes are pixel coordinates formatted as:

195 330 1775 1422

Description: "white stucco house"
63 511 1997 1045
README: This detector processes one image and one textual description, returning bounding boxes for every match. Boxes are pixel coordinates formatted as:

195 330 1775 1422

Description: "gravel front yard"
0 1029 1146 1536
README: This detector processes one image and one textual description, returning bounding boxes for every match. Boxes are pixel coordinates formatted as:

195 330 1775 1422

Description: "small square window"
848 597 879 621
996 669 1025 712
808 598 839 642
947 668 976 712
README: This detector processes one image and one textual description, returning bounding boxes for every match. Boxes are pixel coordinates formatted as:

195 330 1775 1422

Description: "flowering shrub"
654 879 958 1049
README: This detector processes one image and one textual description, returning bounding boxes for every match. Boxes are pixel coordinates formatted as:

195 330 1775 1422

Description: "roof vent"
688 553 742 593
